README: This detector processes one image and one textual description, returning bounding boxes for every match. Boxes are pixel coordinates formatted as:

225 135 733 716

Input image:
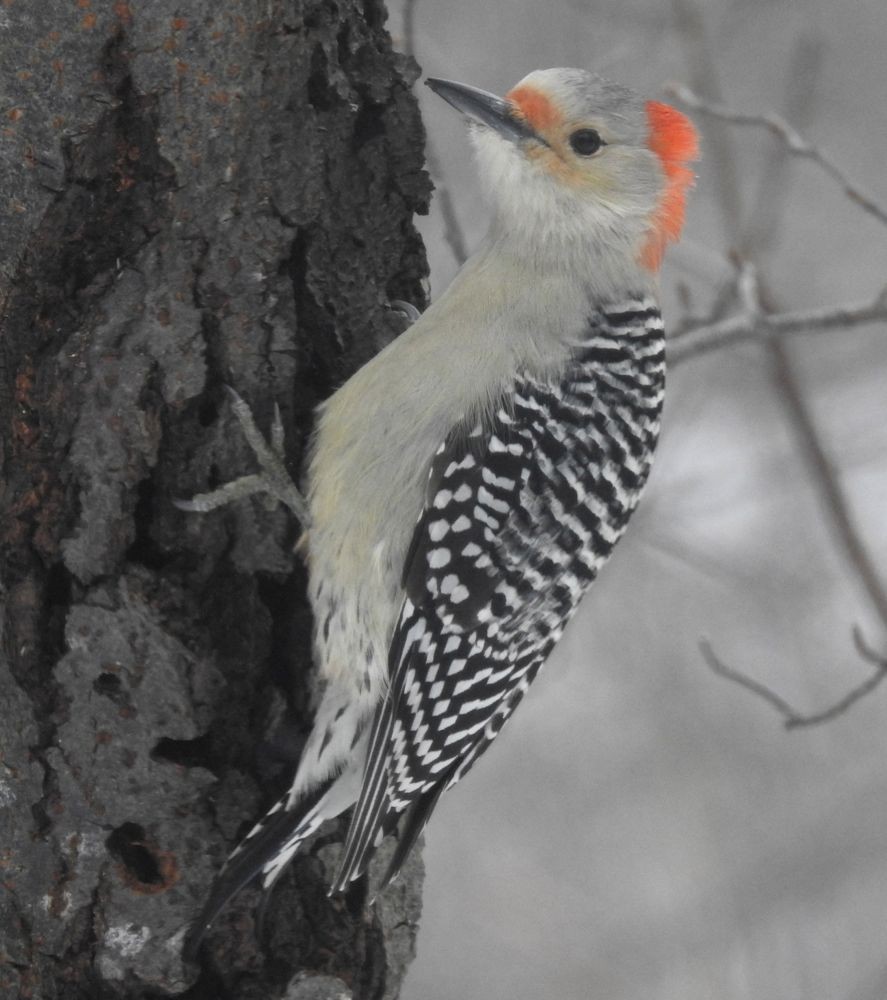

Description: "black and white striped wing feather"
333 305 665 890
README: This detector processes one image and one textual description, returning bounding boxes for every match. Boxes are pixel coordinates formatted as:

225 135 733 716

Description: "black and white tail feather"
183 776 338 960
185 299 665 953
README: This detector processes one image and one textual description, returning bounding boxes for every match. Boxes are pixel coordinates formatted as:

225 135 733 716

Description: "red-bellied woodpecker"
183 67 698 953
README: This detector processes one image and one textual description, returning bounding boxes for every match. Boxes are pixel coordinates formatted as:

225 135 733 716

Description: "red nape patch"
641 100 699 271
506 85 561 133
646 100 699 168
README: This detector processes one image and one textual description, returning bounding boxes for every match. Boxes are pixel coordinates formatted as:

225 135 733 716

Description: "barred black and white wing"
332 302 666 891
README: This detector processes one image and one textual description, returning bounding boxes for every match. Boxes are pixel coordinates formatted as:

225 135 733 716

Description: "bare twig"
673 14 887 726
701 639 799 720
424 144 470 266
701 632 887 729
401 0 469 267
855 625 887 668
670 0 745 241
674 36 887 632
670 33 887 365
753 43 887 632
666 82 887 229
769 333 887 629
741 37 826 256
669 285 887 362
402 0 418 57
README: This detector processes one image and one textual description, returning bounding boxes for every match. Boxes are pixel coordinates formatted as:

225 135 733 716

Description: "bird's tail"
184 760 363 961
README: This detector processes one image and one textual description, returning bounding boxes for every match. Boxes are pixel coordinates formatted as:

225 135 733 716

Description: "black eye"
569 129 604 156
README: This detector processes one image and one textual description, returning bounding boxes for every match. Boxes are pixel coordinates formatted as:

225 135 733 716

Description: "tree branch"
767 330 887 630
424 144 470 266
402 0 418 58
669 285 887 363
401 0 469 267
665 82 887 229
672 15 887 725
701 630 887 729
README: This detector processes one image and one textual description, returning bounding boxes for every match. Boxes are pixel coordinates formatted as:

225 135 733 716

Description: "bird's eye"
569 129 604 156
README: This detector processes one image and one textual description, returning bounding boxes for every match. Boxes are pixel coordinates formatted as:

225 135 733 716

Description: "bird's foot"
175 386 310 528
389 299 421 325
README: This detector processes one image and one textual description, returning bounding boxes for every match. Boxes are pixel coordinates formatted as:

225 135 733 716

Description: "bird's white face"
429 68 699 272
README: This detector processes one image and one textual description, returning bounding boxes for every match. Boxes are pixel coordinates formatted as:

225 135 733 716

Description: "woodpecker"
184 68 698 952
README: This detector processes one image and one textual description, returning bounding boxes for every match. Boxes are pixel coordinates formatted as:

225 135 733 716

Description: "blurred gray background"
388 1 887 998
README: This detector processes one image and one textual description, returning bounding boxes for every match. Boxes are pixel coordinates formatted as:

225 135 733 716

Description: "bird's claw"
389 299 422 324
175 386 311 527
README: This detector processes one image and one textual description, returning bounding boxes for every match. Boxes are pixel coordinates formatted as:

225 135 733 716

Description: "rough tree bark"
0 2 430 998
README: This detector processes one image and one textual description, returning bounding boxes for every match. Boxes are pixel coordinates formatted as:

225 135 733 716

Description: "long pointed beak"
425 77 540 145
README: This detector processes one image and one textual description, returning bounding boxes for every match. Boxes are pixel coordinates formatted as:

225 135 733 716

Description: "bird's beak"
425 77 541 145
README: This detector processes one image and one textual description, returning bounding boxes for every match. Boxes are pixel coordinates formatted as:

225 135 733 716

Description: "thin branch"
701 632 887 729
670 0 745 241
755 46 887 631
673 15 887 725
424 144 469 266
669 285 887 362
400 0 469 267
855 624 887 668
666 82 887 229
768 331 887 630
402 0 418 57
737 36 825 257
701 639 799 720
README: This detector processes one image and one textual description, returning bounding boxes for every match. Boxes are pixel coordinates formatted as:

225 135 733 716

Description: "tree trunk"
0 3 430 998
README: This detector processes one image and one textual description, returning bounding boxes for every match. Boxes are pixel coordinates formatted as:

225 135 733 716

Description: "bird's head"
427 68 698 274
